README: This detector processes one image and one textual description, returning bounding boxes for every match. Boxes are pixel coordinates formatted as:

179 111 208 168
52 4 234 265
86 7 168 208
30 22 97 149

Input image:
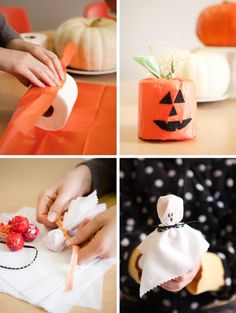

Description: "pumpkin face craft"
138 78 196 141
153 89 192 132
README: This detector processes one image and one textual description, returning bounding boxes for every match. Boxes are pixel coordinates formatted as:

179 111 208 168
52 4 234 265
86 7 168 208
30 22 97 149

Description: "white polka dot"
206 196 214 202
124 201 132 207
139 233 146 241
123 286 130 293
176 158 183 165
154 179 164 188
187 170 194 178
220 229 226 236
190 302 199 310
133 160 138 166
127 218 135 226
214 170 223 177
217 201 224 208
142 207 148 214
172 310 178 313
131 172 136 179
123 252 129 261
225 159 232 166
120 171 125 178
226 225 233 233
196 183 204 191
178 178 184 187
228 246 235 254
203 225 209 231
162 299 171 307
205 179 212 187
185 192 193 201
180 290 187 297
152 286 160 293
126 225 133 232
226 178 234 187
217 252 226 260
149 196 156 203
185 210 192 217
198 164 206 172
225 277 232 286
214 191 221 199
121 275 127 282
147 218 154 225
157 162 164 168
168 170 176 177
208 206 213 213
198 215 207 223
121 238 130 247
136 196 142 203
145 166 154 174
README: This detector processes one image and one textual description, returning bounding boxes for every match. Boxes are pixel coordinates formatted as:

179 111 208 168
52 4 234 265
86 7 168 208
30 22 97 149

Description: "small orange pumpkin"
196 1 236 46
138 78 197 141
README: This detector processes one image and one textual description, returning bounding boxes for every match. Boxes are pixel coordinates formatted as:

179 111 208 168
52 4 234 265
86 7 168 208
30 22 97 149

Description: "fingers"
45 50 64 80
36 187 58 228
69 215 104 246
30 45 64 81
77 239 101 264
47 192 70 223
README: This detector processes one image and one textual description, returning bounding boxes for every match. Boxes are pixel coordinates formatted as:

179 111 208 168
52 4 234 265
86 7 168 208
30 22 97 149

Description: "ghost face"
157 195 184 226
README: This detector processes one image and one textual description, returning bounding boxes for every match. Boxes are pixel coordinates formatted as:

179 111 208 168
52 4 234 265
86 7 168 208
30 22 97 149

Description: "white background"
120 0 221 80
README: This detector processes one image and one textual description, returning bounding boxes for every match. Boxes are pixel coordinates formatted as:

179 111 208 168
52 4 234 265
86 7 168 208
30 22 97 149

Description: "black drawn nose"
169 105 177 117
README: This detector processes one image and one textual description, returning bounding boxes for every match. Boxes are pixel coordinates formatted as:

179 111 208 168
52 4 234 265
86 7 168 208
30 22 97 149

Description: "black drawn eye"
168 213 170 217
171 213 173 216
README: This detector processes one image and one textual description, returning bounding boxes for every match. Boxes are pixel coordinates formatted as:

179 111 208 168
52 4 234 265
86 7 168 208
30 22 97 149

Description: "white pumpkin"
55 17 116 71
175 49 231 99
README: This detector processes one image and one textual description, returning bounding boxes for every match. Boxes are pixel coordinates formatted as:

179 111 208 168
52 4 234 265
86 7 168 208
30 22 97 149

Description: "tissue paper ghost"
44 190 106 252
137 194 209 297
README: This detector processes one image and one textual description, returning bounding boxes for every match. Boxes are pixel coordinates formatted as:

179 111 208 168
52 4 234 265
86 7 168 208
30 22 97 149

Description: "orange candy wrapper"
0 44 116 155
138 78 197 141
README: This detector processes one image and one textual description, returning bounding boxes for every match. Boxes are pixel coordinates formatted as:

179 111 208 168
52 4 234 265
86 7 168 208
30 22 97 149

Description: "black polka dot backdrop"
120 159 236 313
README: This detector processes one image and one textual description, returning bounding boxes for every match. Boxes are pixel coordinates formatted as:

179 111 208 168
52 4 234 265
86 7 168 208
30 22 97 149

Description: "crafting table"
0 158 116 313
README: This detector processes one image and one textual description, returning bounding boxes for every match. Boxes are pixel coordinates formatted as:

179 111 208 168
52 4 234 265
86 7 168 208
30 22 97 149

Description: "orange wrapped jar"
138 78 197 141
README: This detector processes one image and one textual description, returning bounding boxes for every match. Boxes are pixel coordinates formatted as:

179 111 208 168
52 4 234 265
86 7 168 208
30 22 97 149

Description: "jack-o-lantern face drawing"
138 78 197 141
153 90 192 132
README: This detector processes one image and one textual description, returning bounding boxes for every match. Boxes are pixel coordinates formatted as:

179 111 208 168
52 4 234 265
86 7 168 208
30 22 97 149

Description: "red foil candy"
23 224 39 242
10 216 29 233
6 232 24 251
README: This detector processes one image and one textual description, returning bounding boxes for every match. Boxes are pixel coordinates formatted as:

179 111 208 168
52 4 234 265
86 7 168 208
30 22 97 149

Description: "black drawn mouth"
153 118 192 132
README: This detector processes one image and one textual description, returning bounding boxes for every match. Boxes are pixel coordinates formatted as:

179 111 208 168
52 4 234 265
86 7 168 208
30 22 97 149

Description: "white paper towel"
21 32 47 47
36 73 78 131
0 207 115 312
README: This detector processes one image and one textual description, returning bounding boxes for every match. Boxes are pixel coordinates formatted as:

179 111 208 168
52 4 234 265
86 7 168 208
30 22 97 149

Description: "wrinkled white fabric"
138 194 210 297
0 205 115 312
45 190 106 252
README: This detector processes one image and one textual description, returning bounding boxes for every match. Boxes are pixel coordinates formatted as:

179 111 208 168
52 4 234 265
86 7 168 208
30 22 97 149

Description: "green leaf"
133 55 160 78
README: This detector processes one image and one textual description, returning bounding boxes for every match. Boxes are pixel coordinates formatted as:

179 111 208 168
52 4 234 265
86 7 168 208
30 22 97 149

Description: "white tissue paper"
35 73 78 131
21 32 47 47
45 190 106 252
138 194 210 297
0 192 115 313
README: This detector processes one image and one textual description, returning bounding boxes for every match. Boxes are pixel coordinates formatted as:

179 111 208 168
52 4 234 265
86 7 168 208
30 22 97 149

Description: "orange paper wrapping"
0 45 116 155
138 78 197 141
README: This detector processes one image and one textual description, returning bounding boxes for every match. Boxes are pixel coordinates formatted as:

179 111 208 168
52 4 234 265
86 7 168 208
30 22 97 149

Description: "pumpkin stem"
89 18 102 27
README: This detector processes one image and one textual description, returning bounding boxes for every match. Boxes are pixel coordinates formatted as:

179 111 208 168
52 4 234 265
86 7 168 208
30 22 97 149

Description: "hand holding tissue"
138 194 209 297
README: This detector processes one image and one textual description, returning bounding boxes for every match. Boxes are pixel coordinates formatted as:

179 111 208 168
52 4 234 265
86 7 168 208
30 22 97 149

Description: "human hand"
36 165 92 228
68 205 116 264
160 261 201 292
1 39 64 87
